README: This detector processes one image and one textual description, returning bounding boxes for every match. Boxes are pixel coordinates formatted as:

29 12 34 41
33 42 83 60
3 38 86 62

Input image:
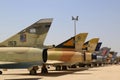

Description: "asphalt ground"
0 65 120 80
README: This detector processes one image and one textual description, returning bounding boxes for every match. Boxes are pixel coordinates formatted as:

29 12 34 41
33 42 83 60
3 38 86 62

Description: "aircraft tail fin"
82 38 99 52
95 42 102 51
109 51 118 62
111 52 118 63
112 52 118 58
55 37 75 48
75 33 88 52
0 18 53 47
100 47 111 57
56 33 88 51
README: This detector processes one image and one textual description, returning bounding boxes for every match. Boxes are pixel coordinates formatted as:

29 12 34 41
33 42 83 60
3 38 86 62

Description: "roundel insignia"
20 33 26 42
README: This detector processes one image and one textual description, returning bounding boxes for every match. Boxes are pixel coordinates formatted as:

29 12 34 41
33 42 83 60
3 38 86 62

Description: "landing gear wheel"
71 65 77 68
0 71 2 75
62 66 67 70
30 69 37 75
56 66 61 71
29 66 38 75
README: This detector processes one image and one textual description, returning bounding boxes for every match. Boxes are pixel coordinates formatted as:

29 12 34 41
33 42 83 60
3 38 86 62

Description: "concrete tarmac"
0 65 120 80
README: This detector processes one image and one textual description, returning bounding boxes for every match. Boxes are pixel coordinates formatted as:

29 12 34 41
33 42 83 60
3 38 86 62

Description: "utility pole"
72 16 79 47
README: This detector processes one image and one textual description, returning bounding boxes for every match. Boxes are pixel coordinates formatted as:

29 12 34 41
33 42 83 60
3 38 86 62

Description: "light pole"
72 16 79 46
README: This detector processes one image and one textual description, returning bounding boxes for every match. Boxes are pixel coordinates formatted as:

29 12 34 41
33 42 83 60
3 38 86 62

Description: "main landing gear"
41 64 48 74
29 66 39 75
29 64 48 75
55 65 67 71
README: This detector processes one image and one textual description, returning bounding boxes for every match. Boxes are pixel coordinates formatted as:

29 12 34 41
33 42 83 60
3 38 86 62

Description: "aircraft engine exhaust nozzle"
42 49 48 63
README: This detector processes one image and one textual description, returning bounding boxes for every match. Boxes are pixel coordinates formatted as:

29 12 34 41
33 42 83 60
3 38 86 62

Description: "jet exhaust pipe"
42 49 48 63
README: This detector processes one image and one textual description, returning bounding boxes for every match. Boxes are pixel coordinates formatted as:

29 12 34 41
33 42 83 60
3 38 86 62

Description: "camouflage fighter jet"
0 18 53 75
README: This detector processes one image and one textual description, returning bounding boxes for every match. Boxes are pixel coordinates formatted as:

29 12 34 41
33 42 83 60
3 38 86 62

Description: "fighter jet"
82 38 99 52
42 33 88 72
108 51 118 64
0 18 53 75
82 39 111 67
78 38 99 67
45 34 101 71
92 47 111 66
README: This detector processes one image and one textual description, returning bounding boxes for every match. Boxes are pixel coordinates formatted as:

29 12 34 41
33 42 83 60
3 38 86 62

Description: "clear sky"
0 0 120 54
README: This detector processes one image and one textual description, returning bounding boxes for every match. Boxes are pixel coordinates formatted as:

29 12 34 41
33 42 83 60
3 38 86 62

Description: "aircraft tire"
56 66 61 71
71 65 77 68
30 69 37 75
62 66 67 70
79 64 85 67
93 63 97 67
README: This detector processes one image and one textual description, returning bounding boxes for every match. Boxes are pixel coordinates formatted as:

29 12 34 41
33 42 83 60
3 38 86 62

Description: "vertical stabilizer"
100 47 111 57
82 38 99 52
0 18 53 47
55 37 74 48
112 52 118 59
109 51 118 63
75 33 88 52
95 42 102 51
56 33 88 51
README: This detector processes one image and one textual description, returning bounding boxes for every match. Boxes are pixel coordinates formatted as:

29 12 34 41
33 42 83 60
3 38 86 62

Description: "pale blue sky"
0 0 120 54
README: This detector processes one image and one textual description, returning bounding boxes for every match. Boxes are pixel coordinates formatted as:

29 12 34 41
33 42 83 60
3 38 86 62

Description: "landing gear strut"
41 64 48 74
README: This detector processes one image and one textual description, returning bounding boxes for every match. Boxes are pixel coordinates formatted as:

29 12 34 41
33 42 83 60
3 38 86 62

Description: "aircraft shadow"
38 67 91 77
3 67 91 78
5 78 41 80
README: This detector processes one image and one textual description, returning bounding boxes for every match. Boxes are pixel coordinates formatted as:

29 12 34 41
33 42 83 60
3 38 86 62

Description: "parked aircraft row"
0 18 118 75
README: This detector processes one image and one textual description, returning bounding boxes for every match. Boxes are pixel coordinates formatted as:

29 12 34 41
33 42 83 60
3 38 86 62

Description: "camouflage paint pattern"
56 33 88 50
0 18 53 48
82 38 99 52
46 33 88 65
0 47 43 62
0 18 53 69
47 48 84 65
75 33 88 52
81 38 99 63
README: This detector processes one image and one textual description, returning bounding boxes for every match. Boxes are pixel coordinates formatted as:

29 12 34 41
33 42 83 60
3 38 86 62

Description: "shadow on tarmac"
3 67 91 79
38 67 91 77
5 78 41 80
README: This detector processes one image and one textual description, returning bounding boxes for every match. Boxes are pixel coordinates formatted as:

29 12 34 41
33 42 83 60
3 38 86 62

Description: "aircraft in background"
56 33 88 51
107 51 118 64
43 33 88 71
92 47 111 66
82 38 99 52
77 38 99 67
0 18 53 75
95 42 102 51
81 39 111 67
44 33 102 71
